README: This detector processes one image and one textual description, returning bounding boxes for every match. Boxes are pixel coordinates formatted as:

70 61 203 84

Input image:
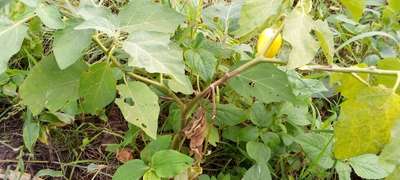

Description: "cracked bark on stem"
92 35 185 109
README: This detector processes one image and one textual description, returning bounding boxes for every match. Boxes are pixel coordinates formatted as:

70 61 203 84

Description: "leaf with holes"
115 81 160 139
228 63 297 104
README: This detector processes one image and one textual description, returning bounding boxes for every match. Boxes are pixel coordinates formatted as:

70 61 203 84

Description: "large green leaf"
349 154 390 179
35 4 64 29
334 87 400 159
330 64 369 99
339 0 365 22
79 62 116 114
115 81 160 139
375 58 400 91
283 9 319 69
123 31 186 85
242 163 271 180
0 18 28 74
53 21 93 69
295 133 334 169
19 56 87 115
118 0 184 34
140 135 172 163
112 159 149 180
228 63 297 104
235 0 282 37
151 150 193 178
75 16 118 37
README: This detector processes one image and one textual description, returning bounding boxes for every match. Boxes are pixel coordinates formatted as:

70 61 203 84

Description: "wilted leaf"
116 148 133 163
115 81 160 139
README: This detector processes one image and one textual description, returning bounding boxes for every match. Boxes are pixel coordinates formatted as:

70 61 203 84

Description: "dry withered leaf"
116 148 133 162
183 107 207 160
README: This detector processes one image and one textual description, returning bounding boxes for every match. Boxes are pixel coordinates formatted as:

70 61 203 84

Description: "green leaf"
313 20 334 64
339 0 365 21
143 171 160 180
36 4 64 29
330 64 369 99
279 102 310 126
118 0 184 34
242 163 271 180
23 111 39 152
334 87 400 159
389 0 400 12
35 169 63 177
349 154 390 179
75 16 118 37
19 56 87 115
123 31 186 86
115 81 160 139
207 125 219 146
283 9 319 69
239 126 259 142
387 166 400 180
375 58 400 91
151 150 193 178
215 104 248 126
53 21 93 69
0 18 28 74
140 135 172 163
166 75 193 95
203 1 242 33
335 31 399 52
228 63 297 104
295 133 334 169
235 0 282 37
246 141 271 164
379 121 400 171
250 101 272 128
20 0 38 7
335 161 352 180
184 48 217 82
79 62 116 114
112 159 149 180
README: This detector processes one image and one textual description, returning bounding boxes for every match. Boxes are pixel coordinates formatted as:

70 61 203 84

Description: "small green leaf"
53 21 93 69
113 159 149 180
349 154 390 179
118 0 184 34
235 0 282 37
335 161 352 180
207 125 220 146
79 62 116 114
313 20 334 64
36 5 64 29
246 141 271 164
140 135 172 163
115 81 160 139
215 104 248 126
279 102 310 126
295 133 334 169
228 63 297 104
23 111 39 152
35 169 63 177
339 0 365 22
143 170 160 180
151 150 193 178
242 163 271 180
184 48 217 82
250 101 272 128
